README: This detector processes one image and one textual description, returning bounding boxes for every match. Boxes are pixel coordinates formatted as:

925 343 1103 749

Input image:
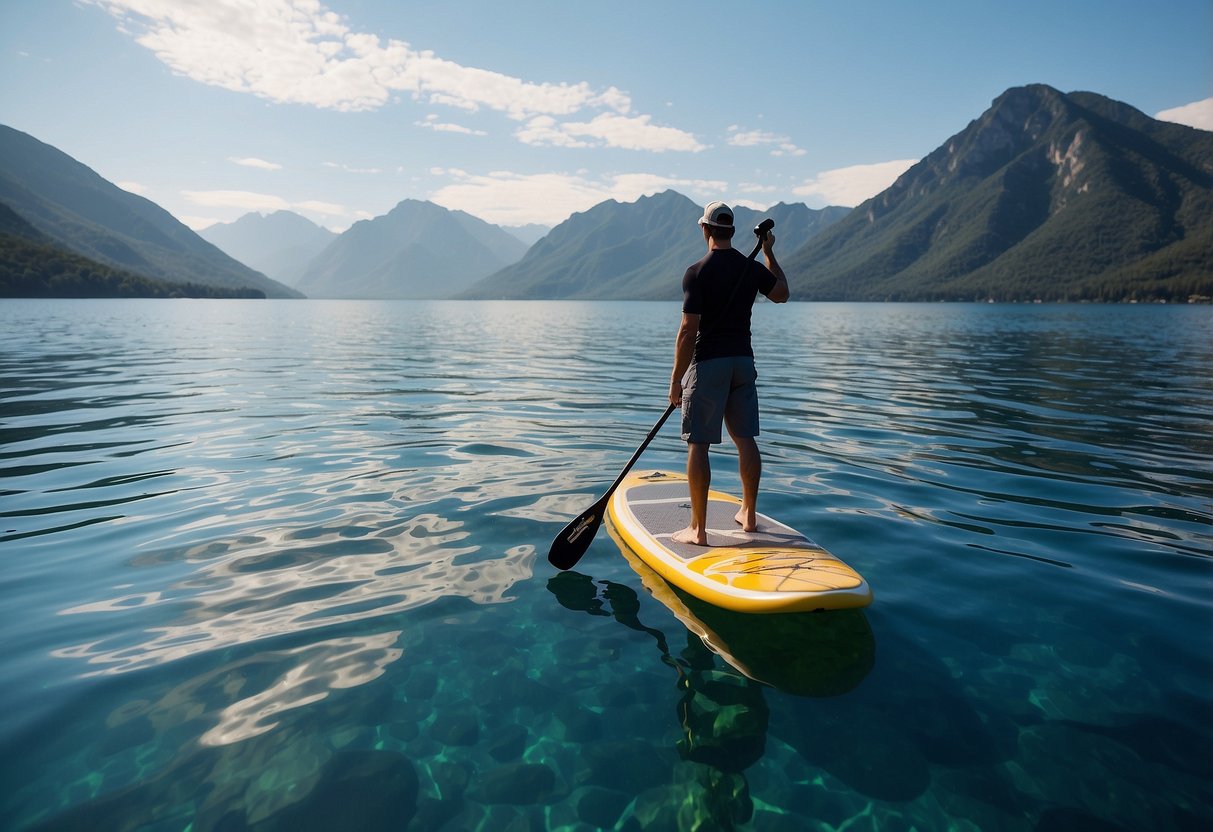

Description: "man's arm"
669 312 700 406
763 235 790 303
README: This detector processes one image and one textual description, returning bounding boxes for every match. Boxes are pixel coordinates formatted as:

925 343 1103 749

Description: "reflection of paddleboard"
607 524 875 696
606 470 872 613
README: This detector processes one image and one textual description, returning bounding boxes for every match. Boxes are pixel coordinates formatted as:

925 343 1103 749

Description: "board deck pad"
624 478 806 559
607 471 872 612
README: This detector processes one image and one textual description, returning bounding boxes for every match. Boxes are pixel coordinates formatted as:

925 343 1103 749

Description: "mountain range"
199 211 336 289
0 125 299 298
294 199 530 299
459 193 848 300
4 84 1210 302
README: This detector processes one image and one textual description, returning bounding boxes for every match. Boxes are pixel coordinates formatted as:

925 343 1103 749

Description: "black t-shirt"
681 248 777 361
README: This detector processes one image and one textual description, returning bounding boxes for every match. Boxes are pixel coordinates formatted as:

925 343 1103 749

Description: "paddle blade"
547 497 607 570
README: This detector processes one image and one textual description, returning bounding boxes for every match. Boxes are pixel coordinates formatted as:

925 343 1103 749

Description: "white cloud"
1155 97 1213 131
517 113 704 152
727 126 806 156
116 180 150 195
428 170 725 226
86 0 696 152
228 156 283 170
794 159 918 207
563 113 705 153
515 116 591 148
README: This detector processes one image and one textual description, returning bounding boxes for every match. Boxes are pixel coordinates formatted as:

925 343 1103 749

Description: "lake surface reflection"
1 299 1210 831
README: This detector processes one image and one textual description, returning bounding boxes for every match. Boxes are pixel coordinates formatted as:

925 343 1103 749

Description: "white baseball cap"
697 201 734 228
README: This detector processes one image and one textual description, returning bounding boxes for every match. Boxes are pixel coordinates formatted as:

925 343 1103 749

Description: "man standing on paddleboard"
668 201 789 546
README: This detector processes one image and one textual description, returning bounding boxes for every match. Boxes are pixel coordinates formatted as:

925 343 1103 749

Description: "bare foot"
671 526 709 546
734 510 757 533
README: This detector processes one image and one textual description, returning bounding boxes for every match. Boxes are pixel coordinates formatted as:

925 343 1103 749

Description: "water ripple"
1 299 1211 831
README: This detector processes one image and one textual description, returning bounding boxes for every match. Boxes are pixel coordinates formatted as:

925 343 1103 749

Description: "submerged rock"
575 786 631 829
581 740 673 793
625 762 752 832
676 669 768 773
554 700 603 742
486 723 529 763
468 762 557 805
254 750 419 831
429 701 479 746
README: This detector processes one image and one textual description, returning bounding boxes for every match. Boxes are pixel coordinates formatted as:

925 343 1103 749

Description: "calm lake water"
1 299 1210 831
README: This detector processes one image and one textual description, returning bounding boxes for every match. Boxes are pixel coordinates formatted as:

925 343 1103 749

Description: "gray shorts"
680 356 759 445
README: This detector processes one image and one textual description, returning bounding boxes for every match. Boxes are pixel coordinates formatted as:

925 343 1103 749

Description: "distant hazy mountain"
785 85 1213 302
0 124 299 298
200 211 335 288
461 191 848 300
502 223 551 246
296 199 529 299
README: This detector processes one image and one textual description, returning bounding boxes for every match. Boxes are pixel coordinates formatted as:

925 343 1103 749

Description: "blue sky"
2 0 1210 231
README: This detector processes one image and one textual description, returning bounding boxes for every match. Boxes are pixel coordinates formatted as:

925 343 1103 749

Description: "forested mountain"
296 199 529 298
784 85 1213 302
200 211 336 288
1 204 264 298
460 191 848 300
0 125 299 298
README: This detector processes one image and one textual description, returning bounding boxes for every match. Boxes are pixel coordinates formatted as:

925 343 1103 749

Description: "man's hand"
761 231 776 254
669 379 682 407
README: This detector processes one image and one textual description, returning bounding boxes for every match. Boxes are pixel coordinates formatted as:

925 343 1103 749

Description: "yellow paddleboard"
606 470 872 613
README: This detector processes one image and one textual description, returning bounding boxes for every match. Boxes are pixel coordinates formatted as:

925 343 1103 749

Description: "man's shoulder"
684 250 713 276
688 248 741 271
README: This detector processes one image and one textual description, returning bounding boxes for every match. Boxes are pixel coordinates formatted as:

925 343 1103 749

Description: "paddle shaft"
715 224 772 322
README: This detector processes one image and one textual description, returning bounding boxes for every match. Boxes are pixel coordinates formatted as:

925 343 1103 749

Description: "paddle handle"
712 218 775 329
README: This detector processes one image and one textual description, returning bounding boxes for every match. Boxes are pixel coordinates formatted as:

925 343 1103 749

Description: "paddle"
546 217 775 571
548 403 677 570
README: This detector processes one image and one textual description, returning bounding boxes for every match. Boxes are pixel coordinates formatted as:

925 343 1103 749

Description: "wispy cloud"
517 113 705 153
727 125 806 157
86 0 700 152
182 189 346 218
1155 97 1213 131
322 161 383 174
793 159 917 207
228 156 283 170
116 180 150 195
428 169 725 226
416 114 486 136
182 189 290 212
295 199 345 214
